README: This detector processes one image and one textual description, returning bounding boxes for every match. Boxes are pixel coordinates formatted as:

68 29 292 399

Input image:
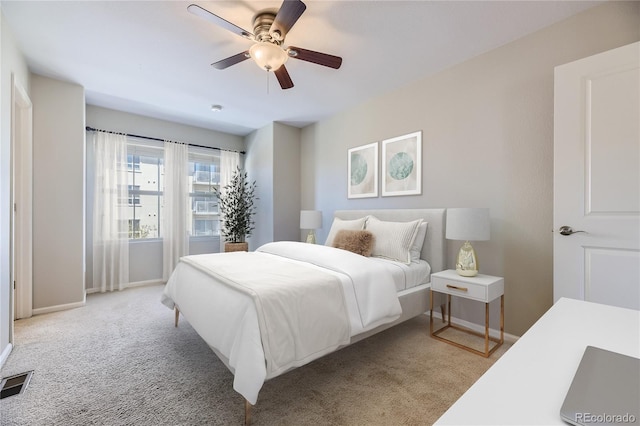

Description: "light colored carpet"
0 285 509 425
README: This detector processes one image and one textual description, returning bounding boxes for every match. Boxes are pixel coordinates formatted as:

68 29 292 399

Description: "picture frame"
381 131 422 197
348 142 378 199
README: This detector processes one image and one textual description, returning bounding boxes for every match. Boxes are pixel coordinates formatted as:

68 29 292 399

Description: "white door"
554 42 640 310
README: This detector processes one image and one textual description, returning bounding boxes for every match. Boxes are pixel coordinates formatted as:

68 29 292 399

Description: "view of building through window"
126 143 220 239
127 153 162 239
189 154 220 237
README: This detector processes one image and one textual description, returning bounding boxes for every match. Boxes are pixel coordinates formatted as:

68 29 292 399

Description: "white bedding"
368 257 431 291
161 241 402 404
178 250 351 377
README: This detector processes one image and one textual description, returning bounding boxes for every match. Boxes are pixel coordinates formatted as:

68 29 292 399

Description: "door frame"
10 74 33 335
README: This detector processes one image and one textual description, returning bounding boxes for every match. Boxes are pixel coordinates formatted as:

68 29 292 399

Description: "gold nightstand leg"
429 289 434 335
500 295 505 344
485 302 490 356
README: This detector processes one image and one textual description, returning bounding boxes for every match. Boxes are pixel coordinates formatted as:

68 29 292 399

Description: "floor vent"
0 371 33 399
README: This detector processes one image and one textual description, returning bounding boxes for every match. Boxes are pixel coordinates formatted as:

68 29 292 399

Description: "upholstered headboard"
333 209 446 274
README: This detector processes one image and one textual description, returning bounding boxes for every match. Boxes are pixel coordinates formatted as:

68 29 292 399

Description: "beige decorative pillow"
332 230 375 257
324 216 368 246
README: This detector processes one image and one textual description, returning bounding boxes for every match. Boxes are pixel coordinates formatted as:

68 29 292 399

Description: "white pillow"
410 222 428 263
324 216 368 247
365 216 422 264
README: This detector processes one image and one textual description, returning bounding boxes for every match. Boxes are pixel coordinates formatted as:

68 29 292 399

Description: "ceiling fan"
188 0 342 90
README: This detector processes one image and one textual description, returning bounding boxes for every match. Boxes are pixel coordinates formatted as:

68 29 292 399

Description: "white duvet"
161 241 402 404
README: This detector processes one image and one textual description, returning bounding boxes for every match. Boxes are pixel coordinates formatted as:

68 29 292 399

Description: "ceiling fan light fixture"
249 42 288 71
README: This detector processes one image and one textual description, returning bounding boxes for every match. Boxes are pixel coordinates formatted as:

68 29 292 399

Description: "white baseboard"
32 300 86 316
126 279 164 289
0 343 13 369
426 311 520 344
86 279 164 295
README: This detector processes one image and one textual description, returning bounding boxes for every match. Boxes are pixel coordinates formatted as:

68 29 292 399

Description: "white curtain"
163 141 190 281
219 150 240 251
93 131 129 292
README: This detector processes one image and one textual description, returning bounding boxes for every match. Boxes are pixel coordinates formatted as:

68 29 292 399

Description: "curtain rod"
85 126 245 155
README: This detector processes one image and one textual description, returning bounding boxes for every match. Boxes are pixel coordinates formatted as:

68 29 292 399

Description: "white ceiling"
2 0 601 136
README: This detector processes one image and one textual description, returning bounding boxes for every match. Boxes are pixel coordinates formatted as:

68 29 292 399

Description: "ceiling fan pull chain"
267 71 270 95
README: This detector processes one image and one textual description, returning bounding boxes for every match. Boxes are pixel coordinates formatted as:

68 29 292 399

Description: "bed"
161 208 446 424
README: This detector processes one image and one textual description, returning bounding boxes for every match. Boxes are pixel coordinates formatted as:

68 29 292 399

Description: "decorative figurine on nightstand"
446 208 490 277
456 241 478 276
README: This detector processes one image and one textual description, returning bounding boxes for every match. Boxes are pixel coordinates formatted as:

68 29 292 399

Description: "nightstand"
430 269 504 357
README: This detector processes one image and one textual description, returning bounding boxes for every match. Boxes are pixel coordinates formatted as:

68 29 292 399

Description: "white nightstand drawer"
431 270 504 303
432 277 487 301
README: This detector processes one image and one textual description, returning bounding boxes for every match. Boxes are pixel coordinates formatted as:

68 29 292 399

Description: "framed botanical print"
381 131 422 196
348 142 378 198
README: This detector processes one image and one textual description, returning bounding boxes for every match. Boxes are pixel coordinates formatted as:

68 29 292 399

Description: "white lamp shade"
446 208 490 241
300 210 322 230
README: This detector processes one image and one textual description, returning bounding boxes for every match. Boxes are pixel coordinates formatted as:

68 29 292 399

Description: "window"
127 154 140 172
188 151 220 237
125 140 221 240
128 185 140 206
194 219 218 236
127 144 163 239
128 219 141 239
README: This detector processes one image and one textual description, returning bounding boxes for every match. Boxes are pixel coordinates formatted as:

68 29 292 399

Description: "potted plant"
214 166 257 252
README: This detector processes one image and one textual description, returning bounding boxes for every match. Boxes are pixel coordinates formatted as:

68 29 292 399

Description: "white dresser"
435 298 640 425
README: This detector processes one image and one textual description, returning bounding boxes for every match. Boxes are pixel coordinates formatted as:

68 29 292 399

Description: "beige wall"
246 122 301 249
31 75 86 311
246 124 275 249
300 2 640 336
273 123 301 242
86 105 244 152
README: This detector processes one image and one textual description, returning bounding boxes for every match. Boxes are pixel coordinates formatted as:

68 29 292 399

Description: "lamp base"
456 268 478 277
455 241 478 277
305 230 316 244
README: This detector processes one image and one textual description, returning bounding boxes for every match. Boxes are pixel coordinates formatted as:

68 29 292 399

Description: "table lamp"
300 210 322 244
446 208 490 277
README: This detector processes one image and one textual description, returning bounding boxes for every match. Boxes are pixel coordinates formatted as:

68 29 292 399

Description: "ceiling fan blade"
274 65 294 89
188 4 254 40
287 46 342 69
270 0 306 40
211 51 250 70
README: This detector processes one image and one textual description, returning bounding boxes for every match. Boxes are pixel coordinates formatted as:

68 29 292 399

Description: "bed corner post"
174 307 180 327
244 399 252 425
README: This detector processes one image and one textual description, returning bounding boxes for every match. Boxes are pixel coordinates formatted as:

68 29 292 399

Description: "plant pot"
224 242 248 253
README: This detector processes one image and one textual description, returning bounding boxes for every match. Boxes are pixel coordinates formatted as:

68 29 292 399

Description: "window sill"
128 236 220 244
